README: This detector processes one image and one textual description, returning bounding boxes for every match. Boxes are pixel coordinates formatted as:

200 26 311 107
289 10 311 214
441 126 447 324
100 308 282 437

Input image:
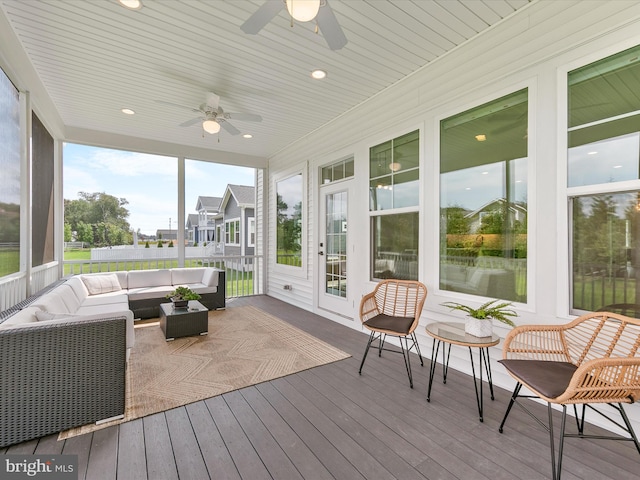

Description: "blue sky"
63 143 255 235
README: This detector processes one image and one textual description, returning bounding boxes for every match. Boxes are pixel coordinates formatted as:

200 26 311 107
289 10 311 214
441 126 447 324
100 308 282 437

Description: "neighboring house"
465 198 528 234
190 196 222 245
186 186 255 258
220 184 255 259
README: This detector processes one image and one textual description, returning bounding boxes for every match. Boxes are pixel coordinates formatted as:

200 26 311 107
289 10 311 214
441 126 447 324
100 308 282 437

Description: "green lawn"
0 250 20 277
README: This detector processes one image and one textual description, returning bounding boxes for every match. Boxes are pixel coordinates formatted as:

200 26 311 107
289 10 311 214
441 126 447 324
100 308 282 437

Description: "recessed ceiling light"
588 151 598 155
121 108 135 115
311 69 327 79
613 165 623 168
465 187 471 191
118 0 143 10
481 171 489 175
243 134 253 139
475 134 486 142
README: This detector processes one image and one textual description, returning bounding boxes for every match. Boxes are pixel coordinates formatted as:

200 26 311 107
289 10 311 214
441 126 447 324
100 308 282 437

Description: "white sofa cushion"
202 268 220 288
127 269 172 289
127 285 175 301
50 284 82 312
0 307 42 328
81 273 122 295
65 276 89 303
35 310 81 322
79 290 129 306
172 267 206 285
32 293 70 314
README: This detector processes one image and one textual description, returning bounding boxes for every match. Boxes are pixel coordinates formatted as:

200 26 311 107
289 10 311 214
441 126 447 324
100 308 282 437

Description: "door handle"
319 251 324 256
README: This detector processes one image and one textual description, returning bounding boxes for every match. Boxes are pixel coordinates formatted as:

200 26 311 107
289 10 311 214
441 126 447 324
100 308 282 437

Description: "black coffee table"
159 300 208 341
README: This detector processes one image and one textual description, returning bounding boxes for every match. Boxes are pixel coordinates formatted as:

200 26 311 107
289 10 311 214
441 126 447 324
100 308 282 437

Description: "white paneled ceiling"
0 0 532 161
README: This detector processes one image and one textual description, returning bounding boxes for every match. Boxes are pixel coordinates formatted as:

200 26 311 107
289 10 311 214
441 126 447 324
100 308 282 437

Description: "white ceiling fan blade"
179 117 203 127
316 1 347 50
225 112 262 122
155 99 201 113
205 92 220 110
240 0 284 34
220 120 241 135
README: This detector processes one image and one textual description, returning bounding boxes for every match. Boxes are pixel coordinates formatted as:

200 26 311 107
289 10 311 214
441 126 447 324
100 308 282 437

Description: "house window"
0 67 20 278
369 130 419 280
568 44 640 315
440 89 528 302
321 157 354 184
248 218 255 247
225 219 240 246
276 173 303 267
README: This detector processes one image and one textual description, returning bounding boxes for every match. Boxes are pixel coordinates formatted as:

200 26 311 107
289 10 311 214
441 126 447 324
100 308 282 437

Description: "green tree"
443 206 470 235
76 222 93 244
64 191 132 246
63 223 72 242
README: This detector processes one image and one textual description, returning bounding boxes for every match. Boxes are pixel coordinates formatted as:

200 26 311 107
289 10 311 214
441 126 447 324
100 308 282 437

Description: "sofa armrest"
0 315 127 447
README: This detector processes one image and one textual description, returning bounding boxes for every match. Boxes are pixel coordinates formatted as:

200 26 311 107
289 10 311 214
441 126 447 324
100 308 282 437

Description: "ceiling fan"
157 92 262 135
241 0 347 51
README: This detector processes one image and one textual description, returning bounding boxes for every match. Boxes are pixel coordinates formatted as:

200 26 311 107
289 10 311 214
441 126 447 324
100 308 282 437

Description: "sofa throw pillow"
81 273 122 295
35 311 79 322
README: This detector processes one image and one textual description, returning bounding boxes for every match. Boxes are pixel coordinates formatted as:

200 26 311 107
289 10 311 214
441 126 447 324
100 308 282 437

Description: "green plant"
157 240 163 248
441 299 517 327
145 241 150 248
168 241 174 247
165 286 201 301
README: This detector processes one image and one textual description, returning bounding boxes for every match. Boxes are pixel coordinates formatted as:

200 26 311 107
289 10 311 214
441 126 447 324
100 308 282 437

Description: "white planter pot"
465 317 493 337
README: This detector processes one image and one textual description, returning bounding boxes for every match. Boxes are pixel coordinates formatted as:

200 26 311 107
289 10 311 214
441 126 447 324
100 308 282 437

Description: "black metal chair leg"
412 332 424 366
499 382 523 433
548 403 558 480
399 335 413 388
557 405 568 480
358 332 376 375
378 333 386 357
618 403 640 455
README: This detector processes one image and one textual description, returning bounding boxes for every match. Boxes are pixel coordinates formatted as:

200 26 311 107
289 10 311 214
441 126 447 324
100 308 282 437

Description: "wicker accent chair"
358 279 427 388
498 311 640 480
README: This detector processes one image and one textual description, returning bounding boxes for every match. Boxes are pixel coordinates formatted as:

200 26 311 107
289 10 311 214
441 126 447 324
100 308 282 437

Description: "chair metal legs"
499 382 640 480
358 331 423 388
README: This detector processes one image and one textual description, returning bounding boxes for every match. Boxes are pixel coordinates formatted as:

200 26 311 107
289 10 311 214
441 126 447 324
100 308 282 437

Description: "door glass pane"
325 191 347 297
276 173 303 267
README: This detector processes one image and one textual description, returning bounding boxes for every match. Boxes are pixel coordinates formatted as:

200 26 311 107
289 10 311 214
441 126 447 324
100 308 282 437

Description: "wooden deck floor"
3 295 640 479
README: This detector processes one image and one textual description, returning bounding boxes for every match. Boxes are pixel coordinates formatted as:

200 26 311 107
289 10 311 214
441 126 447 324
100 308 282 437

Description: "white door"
318 181 353 316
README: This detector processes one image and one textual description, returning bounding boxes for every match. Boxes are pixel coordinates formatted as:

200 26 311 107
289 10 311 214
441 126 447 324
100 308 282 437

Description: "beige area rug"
59 305 350 439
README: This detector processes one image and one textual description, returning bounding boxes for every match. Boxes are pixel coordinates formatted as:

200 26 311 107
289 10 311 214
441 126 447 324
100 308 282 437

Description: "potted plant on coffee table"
166 286 201 309
441 299 517 337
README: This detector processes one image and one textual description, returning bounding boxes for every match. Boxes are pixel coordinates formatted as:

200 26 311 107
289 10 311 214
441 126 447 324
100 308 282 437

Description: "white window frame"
248 217 255 247
225 218 240 246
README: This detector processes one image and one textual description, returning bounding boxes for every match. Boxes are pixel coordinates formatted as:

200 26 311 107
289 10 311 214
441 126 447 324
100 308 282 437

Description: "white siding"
266 0 640 433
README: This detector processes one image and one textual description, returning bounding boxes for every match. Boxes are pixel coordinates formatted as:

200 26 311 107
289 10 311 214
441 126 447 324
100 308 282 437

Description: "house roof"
196 196 222 212
0 0 532 166
221 184 255 210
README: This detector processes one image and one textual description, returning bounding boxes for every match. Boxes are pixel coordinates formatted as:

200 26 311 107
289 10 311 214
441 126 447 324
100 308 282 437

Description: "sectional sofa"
0 266 225 447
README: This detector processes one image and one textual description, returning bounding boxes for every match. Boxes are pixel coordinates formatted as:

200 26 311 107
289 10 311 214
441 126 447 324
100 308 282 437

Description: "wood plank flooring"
3 295 640 479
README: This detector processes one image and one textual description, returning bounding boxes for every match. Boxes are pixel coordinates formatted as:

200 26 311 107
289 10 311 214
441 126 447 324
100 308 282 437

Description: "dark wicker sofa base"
0 315 127 448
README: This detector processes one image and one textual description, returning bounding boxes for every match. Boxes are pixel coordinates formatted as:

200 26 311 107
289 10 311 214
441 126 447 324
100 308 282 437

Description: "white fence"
90 246 210 261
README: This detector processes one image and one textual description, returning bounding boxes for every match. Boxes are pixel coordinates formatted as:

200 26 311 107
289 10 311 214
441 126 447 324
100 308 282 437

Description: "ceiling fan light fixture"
388 162 402 172
311 69 327 79
118 0 143 10
286 0 320 22
202 119 220 134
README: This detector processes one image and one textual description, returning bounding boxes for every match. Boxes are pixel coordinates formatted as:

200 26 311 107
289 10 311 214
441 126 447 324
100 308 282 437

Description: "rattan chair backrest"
372 279 427 320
